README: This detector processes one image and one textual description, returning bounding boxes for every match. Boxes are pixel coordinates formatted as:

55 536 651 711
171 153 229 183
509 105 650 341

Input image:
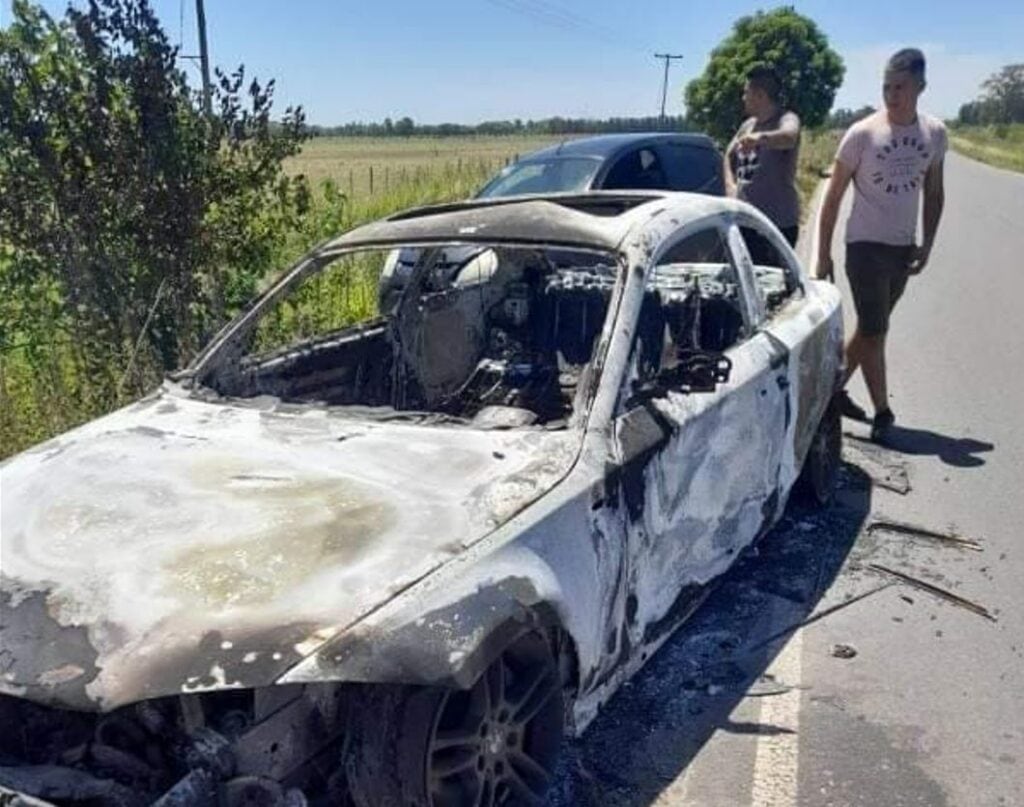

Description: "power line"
654 53 683 122
484 0 649 55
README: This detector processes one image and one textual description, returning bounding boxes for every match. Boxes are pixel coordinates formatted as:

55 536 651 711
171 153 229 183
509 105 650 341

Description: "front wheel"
796 396 842 508
345 630 565 807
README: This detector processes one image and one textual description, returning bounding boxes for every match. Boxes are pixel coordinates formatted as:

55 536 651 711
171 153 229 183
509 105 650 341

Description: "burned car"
0 192 842 806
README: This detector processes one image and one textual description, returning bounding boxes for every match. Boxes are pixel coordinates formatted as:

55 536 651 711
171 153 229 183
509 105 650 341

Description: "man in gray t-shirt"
725 66 802 251
816 48 947 442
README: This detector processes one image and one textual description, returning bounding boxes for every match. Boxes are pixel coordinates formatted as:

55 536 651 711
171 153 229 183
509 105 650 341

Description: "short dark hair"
746 65 781 103
886 48 926 83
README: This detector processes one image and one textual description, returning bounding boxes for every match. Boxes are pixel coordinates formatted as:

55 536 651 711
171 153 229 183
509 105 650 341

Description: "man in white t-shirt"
815 48 947 442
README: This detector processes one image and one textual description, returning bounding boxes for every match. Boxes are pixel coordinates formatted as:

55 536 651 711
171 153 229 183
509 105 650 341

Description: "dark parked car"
476 133 725 198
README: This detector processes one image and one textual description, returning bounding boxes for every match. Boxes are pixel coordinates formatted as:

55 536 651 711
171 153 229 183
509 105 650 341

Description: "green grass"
285 134 569 198
949 124 1024 173
797 129 841 219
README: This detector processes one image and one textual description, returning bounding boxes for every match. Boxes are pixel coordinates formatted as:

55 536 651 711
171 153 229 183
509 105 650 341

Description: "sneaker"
838 390 869 422
870 408 896 443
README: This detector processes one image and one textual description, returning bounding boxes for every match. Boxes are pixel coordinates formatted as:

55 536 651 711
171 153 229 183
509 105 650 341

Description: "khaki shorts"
845 242 915 337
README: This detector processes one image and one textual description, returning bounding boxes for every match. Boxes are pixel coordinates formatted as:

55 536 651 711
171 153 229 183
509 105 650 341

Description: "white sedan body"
0 191 842 803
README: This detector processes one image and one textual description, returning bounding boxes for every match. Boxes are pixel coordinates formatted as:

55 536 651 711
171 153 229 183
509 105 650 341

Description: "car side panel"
764 283 844 497
615 332 787 648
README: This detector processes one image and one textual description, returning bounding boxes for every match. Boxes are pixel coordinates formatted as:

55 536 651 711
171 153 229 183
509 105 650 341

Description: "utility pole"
654 53 684 125
195 0 212 116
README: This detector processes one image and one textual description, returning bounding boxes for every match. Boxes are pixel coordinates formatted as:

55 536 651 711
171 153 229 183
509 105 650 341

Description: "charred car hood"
0 392 579 711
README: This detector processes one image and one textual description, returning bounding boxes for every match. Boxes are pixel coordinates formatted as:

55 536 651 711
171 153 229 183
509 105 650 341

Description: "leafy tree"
827 105 875 129
684 7 844 143
0 0 308 386
959 64 1024 125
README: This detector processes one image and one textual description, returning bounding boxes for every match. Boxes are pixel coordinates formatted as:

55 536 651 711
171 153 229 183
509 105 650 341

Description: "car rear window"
477 157 600 198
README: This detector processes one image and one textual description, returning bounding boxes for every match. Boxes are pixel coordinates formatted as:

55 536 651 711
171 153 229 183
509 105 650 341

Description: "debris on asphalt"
745 685 800 698
748 583 894 652
866 519 983 551
831 644 858 659
867 564 997 622
842 437 912 494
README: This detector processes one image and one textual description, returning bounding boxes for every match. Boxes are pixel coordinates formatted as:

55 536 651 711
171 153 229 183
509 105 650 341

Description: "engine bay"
206 246 757 427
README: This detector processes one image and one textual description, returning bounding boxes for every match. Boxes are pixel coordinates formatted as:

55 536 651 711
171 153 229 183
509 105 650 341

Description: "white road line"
750 629 804 807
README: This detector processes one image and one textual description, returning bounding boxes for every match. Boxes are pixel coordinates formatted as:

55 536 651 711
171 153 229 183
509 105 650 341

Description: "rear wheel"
346 630 565 807
796 396 842 508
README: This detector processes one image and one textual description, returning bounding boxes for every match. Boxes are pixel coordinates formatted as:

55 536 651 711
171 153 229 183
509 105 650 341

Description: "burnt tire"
345 630 565 807
795 396 842 508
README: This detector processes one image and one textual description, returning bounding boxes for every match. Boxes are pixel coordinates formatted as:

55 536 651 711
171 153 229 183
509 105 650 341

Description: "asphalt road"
551 150 1024 806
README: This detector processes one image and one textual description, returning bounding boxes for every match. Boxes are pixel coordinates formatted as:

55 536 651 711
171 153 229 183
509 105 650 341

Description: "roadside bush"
0 0 308 456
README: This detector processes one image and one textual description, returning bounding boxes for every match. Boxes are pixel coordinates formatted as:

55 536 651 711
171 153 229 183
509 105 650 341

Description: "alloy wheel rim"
426 634 562 806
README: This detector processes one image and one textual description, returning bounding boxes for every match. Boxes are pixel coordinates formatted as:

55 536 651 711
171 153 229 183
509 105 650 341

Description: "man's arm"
723 143 737 196
815 159 855 280
739 112 800 151
909 158 945 274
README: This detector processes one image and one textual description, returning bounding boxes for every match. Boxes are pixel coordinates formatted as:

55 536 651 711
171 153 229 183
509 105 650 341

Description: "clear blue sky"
8 0 1023 124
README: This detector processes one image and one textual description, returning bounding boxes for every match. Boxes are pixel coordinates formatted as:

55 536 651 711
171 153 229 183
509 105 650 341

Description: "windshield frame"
182 238 629 432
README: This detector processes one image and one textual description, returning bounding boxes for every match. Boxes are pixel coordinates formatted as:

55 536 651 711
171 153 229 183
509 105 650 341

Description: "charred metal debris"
0 684 352 806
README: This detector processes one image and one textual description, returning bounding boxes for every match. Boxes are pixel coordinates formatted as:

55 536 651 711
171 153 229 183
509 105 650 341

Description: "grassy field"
798 129 840 217
285 135 567 198
949 124 1024 173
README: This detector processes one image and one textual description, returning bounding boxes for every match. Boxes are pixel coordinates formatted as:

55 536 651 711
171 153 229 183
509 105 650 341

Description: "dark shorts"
846 241 915 337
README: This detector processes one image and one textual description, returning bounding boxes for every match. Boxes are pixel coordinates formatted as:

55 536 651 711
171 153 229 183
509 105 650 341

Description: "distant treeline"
958 65 1024 125
309 115 690 138
307 108 887 139
825 106 875 129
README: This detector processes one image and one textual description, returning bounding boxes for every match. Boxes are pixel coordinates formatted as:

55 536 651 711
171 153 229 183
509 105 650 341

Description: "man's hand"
738 132 763 151
815 254 835 282
907 244 931 275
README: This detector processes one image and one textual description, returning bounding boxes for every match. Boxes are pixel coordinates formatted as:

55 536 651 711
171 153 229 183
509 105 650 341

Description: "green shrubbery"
948 123 1024 173
0 0 315 455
